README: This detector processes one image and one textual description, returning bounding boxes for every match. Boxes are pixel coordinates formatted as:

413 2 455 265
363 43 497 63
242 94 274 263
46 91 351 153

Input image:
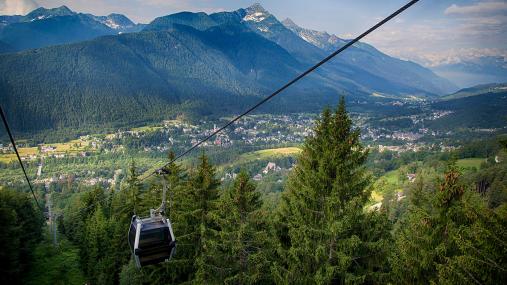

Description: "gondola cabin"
128 213 176 268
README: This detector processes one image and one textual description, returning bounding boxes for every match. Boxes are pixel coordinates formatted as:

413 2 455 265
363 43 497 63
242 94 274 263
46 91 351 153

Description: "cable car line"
2 0 421 268
73 0 421 219
129 0 420 265
140 0 421 182
0 105 43 211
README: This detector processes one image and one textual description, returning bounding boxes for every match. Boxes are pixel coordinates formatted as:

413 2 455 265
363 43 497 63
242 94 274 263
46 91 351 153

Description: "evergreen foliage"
189 153 222 283
390 162 507 284
0 188 44 284
25 238 86 285
6 101 507 284
274 97 391 284
212 170 273 284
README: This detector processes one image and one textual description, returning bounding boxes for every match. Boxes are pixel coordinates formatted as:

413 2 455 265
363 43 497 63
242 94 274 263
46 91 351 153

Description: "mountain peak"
54 5 73 14
242 3 271 23
106 13 135 26
281 18 298 28
25 5 75 20
247 3 268 13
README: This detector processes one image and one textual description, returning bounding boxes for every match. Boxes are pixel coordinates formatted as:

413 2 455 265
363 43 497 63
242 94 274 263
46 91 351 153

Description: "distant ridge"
442 83 507 100
0 6 144 52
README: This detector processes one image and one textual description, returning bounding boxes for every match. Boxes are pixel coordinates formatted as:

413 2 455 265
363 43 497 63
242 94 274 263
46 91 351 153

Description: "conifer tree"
119 260 144 285
274 97 390 284
143 151 193 284
213 170 272 284
83 207 109 284
390 162 507 284
127 160 140 215
185 153 222 283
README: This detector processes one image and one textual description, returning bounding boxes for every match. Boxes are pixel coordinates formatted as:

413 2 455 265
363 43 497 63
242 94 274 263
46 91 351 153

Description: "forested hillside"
442 82 507 100
429 91 507 129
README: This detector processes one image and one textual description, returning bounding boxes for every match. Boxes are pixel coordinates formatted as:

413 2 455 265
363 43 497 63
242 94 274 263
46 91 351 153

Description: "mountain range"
0 6 144 51
0 4 458 134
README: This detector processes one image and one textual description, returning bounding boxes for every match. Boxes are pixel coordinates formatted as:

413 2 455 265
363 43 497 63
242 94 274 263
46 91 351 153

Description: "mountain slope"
88 13 145 33
429 91 507 130
236 4 326 64
442 83 507 100
144 4 456 96
0 40 13 53
0 4 462 134
0 13 112 51
281 17 457 95
0 24 325 133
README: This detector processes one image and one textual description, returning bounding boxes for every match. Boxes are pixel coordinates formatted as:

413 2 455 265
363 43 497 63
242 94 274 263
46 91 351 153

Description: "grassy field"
139 147 302 180
0 147 38 163
1 122 170 164
209 147 303 173
131 126 163 133
0 140 93 163
457 158 484 169
370 169 403 204
0 154 17 163
367 157 484 205
240 147 302 161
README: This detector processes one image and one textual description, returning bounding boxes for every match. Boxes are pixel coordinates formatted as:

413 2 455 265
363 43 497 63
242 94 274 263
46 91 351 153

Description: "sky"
1 0 506 67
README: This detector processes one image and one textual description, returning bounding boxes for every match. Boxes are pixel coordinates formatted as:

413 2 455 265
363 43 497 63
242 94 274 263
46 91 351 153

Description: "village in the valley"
1 103 504 188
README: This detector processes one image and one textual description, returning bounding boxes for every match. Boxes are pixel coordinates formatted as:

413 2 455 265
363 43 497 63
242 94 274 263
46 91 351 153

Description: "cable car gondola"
128 175 176 268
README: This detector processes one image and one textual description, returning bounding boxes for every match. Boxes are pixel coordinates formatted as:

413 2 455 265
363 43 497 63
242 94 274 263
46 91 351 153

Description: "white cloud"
445 1 507 16
364 1 507 68
0 0 39 15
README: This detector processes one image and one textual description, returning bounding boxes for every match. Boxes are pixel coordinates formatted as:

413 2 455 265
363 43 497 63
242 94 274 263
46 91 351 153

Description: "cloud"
444 1 507 16
365 1 507 68
0 0 39 15
365 15 507 67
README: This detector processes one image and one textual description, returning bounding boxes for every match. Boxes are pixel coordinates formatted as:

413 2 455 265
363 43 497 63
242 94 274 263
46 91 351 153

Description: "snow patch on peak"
244 12 266 22
282 17 346 50
243 3 271 22
257 26 269 33
105 18 120 29
91 14 135 30
30 14 51 22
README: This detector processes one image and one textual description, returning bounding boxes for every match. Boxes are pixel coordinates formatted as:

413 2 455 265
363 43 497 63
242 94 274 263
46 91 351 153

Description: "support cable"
139 0 420 182
0 105 43 211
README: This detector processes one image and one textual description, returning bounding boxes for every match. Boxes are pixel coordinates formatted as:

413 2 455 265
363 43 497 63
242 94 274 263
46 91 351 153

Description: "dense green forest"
1 100 507 284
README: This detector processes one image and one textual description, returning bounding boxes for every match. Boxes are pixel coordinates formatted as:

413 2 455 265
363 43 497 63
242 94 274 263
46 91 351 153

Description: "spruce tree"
143 151 192 284
390 162 507 284
213 170 273 284
127 160 140 215
186 153 221 283
274 97 390 284
83 207 109 284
